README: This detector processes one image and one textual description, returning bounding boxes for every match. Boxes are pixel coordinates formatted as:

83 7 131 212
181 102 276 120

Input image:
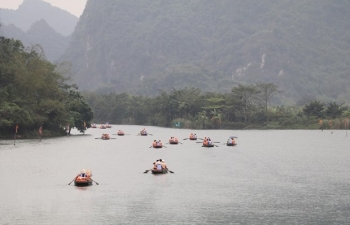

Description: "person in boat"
208 137 212 145
141 128 147 135
232 138 236 145
156 140 162 146
227 138 232 144
160 159 167 169
155 160 162 170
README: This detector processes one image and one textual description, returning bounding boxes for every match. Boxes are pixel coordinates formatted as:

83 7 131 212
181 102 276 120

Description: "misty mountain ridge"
59 0 350 104
0 0 75 61
1 20 70 62
0 0 78 36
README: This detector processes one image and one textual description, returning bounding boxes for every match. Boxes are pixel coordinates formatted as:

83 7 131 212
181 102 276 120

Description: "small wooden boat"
74 170 93 186
226 142 237 146
140 128 148 136
117 130 125 136
100 125 106 129
169 137 179 144
151 168 168 174
152 142 163 148
189 134 197 140
101 134 110 140
91 123 97 128
202 143 215 147
226 136 237 146
106 123 112 128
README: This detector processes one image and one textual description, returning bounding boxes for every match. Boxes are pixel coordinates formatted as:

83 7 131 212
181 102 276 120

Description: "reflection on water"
1 126 350 224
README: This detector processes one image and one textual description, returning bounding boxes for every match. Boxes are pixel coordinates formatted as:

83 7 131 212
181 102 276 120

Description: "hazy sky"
0 0 87 17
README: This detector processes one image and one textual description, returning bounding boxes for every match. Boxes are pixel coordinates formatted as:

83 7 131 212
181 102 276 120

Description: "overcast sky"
0 0 87 17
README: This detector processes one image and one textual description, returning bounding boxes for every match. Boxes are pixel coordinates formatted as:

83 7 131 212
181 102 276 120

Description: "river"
0 125 349 224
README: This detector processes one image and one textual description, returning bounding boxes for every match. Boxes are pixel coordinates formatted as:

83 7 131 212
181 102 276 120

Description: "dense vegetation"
0 37 93 138
83 85 350 130
61 0 350 104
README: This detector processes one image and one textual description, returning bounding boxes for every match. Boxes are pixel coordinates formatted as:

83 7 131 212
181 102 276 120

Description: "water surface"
1 126 349 224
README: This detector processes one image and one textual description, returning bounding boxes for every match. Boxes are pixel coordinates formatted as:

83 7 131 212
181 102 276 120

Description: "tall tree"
256 83 279 122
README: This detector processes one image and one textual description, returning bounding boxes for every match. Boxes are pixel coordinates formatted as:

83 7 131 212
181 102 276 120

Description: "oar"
149 146 153 148
179 142 183 144
183 138 188 140
168 170 174 173
163 145 167 148
143 169 151 173
148 133 153 136
68 177 77 185
196 141 202 143
213 142 220 143
214 144 219 147
95 138 101 139
91 179 99 185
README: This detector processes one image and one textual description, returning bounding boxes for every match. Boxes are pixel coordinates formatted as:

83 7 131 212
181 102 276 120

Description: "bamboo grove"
0 37 93 137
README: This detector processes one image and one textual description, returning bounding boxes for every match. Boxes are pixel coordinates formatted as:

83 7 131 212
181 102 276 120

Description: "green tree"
256 83 279 122
302 101 325 118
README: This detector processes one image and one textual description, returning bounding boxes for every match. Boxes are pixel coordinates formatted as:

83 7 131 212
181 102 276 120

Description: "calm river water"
0 125 349 225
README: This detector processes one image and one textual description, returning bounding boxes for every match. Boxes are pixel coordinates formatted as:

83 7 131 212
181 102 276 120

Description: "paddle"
143 169 151 173
68 177 77 185
91 179 99 185
168 170 174 173
196 141 202 143
183 138 188 140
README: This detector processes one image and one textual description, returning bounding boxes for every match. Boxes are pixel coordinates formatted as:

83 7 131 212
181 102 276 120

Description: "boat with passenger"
101 133 110 140
151 159 168 174
226 136 237 146
189 133 197 140
169 137 179 144
152 140 163 148
140 128 148 136
117 130 125 136
74 169 93 186
202 137 215 147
